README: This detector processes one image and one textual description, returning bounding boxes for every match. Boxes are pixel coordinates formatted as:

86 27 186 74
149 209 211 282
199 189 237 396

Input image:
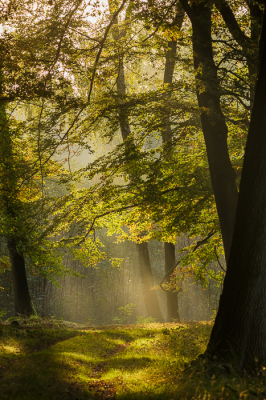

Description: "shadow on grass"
165 323 212 361
2 323 239 400
0 329 98 400
0 351 91 400
0 327 145 400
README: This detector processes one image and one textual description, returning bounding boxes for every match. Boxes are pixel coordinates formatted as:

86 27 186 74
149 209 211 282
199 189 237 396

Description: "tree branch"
215 0 251 49
159 230 217 290
214 245 226 272
179 0 197 25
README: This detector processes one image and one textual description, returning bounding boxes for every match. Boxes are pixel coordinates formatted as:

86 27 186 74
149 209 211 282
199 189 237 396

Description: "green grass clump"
0 320 266 399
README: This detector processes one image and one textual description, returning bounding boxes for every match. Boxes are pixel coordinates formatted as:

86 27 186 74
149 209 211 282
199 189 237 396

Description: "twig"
214 245 226 272
67 26 101 42
192 230 216 252
49 1 83 72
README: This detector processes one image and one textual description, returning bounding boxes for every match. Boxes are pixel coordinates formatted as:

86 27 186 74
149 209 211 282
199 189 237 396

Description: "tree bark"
164 242 180 321
137 242 164 322
0 52 35 317
180 0 239 263
206 7 266 371
7 239 35 316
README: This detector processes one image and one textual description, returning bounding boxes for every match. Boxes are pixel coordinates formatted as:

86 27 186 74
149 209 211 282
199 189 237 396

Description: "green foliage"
136 316 157 324
0 256 10 274
0 310 6 321
0 0 256 314
113 303 137 325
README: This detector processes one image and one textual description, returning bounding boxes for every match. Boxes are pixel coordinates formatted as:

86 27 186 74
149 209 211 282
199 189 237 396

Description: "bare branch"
214 0 251 49
49 0 84 71
192 230 217 252
214 245 226 272
67 26 101 42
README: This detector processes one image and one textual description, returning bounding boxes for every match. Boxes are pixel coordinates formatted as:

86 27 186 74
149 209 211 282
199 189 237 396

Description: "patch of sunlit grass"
1 343 21 355
97 323 211 398
0 322 212 399
1 321 266 399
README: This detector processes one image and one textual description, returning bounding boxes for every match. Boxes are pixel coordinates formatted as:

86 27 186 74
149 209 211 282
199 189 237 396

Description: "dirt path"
88 342 132 399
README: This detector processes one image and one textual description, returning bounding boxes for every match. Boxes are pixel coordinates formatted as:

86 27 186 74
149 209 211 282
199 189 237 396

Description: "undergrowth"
0 319 265 399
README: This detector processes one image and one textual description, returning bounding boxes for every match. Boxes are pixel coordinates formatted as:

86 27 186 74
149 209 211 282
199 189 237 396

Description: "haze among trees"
0 0 266 376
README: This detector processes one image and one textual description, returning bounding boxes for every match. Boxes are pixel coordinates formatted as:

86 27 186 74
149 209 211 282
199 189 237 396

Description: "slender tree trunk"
162 9 183 320
207 8 266 371
180 0 238 263
109 1 164 322
138 242 164 322
164 242 180 321
117 66 164 321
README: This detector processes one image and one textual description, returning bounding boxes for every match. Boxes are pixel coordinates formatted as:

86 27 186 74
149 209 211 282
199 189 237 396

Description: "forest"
1 0 266 398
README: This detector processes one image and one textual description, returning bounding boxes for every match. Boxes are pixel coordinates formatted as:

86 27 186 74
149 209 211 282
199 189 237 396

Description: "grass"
0 319 266 399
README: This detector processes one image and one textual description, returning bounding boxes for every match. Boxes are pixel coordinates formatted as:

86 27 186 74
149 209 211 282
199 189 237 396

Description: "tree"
108 0 164 322
0 35 35 315
206 5 266 371
0 0 92 315
179 0 239 262
161 5 184 322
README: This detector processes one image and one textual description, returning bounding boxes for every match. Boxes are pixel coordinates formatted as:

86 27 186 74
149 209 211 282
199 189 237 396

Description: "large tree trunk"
206 8 266 371
109 1 164 322
0 57 35 316
180 0 238 263
7 239 35 316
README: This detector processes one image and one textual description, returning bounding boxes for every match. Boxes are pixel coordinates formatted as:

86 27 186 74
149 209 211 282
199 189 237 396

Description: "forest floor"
0 319 265 399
